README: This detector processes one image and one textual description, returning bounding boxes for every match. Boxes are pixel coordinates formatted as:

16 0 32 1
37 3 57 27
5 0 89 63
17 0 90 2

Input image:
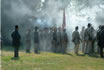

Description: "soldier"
11 25 21 58
44 28 50 51
57 27 62 53
34 27 40 54
91 27 96 53
84 23 93 54
26 29 31 53
80 26 86 53
62 29 68 54
72 26 80 54
49 27 54 52
52 28 58 53
47 27 53 51
96 25 102 53
97 25 104 58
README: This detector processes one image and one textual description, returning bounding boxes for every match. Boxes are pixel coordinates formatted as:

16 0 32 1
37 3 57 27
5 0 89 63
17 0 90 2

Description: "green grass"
1 51 104 70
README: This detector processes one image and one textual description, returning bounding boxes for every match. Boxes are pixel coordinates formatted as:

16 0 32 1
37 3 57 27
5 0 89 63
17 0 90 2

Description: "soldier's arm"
18 33 21 40
72 32 74 42
11 32 14 38
72 32 75 39
66 33 68 42
78 32 81 40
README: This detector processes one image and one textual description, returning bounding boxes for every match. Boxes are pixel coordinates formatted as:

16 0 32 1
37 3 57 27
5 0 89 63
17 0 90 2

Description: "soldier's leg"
76 44 79 54
60 44 63 53
58 44 61 53
63 43 65 54
26 43 29 53
83 41 86 53
51 43 54 52
74 44 76 54
64 43 67 54
85 41 87 54
92 40 95 53
34 43 36 53
74 44 77 54
88 41 92 53
82 41 84 53
100 47 103 57
97 46 100 54
35 43 38 53
86 41 89 54
82 41 85 53
14 47 16 57
28 41 31 52
35 43 40 54
62 43 65 54
14 47 19 57
17 47 19 57
84 41 87 54
87 41 90 53
54 43 57 53
37 43 40 53
52 42 55 52
57 45 60 53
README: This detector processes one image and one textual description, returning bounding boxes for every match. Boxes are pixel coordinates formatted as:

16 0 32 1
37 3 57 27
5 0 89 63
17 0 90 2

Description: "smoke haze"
1 0 104 51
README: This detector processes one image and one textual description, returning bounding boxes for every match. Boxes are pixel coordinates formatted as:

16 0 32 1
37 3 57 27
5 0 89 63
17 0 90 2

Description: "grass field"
1 51 104 70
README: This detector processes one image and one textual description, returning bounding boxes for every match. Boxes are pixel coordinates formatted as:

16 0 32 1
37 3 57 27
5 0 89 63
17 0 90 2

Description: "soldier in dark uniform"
57 27 62 53
34 27 40 54
11 25 21 58
97 25 104 58
52 28 58 53
62 29 68 54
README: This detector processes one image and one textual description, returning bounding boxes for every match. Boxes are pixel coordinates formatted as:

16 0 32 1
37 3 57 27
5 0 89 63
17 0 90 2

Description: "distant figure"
26 29 31 53
52 28 58 53
48 28 53 51
72 26 80 54
97 25 104 58
11 25 21 58
57 27 62 53
80 26 86 53
84 23 93 54
44 28 50 51
62 29 68 54
34 27 40 54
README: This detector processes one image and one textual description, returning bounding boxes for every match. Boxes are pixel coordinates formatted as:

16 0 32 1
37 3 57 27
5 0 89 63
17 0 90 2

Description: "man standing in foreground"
11 25 21 58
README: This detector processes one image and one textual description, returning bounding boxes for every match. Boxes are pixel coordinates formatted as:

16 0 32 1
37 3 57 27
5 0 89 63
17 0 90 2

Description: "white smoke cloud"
2 0 104 50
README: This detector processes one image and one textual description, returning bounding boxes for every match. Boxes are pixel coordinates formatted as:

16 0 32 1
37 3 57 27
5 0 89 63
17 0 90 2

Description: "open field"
1 51 104 70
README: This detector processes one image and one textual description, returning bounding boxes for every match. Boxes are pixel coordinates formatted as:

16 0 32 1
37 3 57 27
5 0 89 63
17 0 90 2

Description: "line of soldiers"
11 23 104 58
52 27 68 53
11 25 69 58
72 23 104 58
25 27 68 54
